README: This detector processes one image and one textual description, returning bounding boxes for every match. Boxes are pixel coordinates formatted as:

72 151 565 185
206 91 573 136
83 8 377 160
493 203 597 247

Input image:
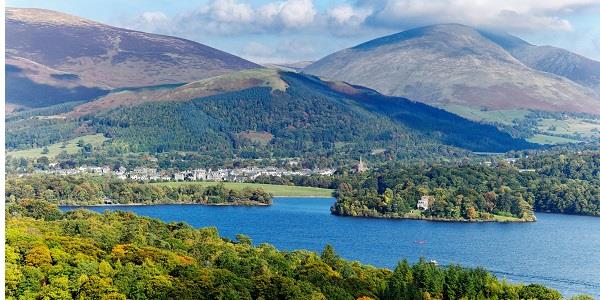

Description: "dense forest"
5 175 272 206
330 150 600 220
6 71 532 163
332 165 536 221
6 200 569 300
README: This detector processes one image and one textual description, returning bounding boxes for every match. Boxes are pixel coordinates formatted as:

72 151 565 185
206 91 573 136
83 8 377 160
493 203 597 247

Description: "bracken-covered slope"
5 7 259 107
304 24 600 115
478 30 600 94
68 69 533 156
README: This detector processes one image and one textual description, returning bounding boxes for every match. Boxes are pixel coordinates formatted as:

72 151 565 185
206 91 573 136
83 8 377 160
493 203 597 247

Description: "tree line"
5 175 272 206
329 150 600 220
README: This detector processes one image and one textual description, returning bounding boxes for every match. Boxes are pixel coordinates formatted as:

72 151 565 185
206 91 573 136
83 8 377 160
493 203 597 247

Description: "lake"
62 197 600 297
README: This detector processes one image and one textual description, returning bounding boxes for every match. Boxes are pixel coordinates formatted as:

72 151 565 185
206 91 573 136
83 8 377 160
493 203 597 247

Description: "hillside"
304 24 600 115
5 7 259 107
84 70 533 154
6 69 534 162
479 30 600 93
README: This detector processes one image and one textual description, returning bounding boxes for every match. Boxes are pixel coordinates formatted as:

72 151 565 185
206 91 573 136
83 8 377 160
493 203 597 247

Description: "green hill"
7 69 534 163
86 70 532 158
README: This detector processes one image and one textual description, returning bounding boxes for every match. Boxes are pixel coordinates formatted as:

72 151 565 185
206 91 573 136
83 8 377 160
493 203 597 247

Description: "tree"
25 245 52 267
466 207 477 220
235 234 253 245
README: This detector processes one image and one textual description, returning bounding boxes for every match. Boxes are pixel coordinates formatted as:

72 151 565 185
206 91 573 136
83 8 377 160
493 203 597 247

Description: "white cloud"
278 0 316 28
328 4 372 27
140 11 169 23
201 0 255 23
360 0 600 32
166 0 319 35
124 0 600 37
117 0 600 61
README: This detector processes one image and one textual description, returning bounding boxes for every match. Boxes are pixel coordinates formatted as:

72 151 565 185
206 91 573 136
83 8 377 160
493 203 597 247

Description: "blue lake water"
62 197 600 297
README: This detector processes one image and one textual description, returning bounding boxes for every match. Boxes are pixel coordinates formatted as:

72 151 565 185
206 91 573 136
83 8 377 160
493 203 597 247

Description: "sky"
6 0 600 63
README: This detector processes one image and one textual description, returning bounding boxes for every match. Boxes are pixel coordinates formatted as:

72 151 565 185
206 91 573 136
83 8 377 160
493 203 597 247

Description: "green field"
440 105 529 125
7 134 108 160
526 134 581 145
537 118 600 138
151 181 334 197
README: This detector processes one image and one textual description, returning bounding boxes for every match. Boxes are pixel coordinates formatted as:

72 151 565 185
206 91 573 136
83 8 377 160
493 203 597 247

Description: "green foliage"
5 204 565 299
64 72 529 161
332 150 600 220
6 175 272 206
332 164 535 221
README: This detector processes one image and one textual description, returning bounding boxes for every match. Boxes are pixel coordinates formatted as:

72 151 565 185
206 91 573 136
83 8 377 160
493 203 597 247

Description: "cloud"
125 11 172 33
239 40 316 63
123 0 600 37
328 4 371 27
277 0 316 28
117 0 600 61
358 0 600 32
132 0 319 35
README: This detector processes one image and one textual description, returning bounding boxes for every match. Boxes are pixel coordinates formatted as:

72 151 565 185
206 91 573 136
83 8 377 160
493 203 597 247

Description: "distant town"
29 164 337 182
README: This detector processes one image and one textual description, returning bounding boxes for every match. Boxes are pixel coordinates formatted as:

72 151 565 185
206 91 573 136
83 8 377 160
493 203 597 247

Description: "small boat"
414 240 427 244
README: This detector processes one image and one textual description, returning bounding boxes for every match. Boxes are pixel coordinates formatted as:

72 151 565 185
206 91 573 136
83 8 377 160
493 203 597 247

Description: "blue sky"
7 0 600 63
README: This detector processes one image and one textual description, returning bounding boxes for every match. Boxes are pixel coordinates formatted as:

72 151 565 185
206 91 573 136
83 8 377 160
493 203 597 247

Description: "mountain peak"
305 24 600 115
353 23 487 50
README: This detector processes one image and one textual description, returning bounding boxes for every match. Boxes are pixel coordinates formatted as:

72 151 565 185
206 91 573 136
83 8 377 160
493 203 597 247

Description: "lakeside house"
417 196 433 210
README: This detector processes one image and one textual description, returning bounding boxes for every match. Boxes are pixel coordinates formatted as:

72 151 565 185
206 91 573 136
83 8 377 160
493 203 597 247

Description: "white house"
417 196 433 210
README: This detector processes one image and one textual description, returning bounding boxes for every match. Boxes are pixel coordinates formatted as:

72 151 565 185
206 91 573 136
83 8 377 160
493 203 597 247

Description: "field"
7 134 108 160
526 134 581 145
537 118 600 139
440 105 529 125
151 181 334 197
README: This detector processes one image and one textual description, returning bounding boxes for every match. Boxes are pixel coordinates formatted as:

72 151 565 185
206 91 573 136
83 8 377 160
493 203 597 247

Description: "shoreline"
60 201 271 207
59 196 333 207
272 195 334 198
331 213 536 223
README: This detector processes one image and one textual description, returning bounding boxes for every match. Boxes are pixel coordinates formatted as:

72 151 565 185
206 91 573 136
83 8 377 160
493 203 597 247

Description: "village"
33 164 337 182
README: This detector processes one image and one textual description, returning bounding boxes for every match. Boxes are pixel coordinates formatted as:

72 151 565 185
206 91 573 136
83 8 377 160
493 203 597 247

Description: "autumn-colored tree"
25 245 52 267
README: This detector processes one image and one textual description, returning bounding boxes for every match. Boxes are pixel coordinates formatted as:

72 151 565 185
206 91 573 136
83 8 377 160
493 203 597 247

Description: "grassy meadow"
151 181 334 197
7 134 108 160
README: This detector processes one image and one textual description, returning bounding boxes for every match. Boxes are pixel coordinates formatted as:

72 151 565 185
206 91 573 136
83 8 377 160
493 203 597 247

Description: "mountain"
304 24 600 115
5 7 259 107
80 69 535 154
478 30 600 93
7 69 533 158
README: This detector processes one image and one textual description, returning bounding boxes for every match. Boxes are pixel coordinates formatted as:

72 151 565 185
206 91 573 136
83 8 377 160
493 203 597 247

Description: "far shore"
331 213 536 223
60 195 334 207
60 201 271 207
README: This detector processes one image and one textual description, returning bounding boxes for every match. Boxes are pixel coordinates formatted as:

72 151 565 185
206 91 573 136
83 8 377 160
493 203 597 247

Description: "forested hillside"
5 201 565 299
77 71 531 160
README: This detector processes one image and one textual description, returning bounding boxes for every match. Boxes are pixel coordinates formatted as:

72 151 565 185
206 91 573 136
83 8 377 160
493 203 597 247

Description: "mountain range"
304 24 600 116
11 8 600 160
